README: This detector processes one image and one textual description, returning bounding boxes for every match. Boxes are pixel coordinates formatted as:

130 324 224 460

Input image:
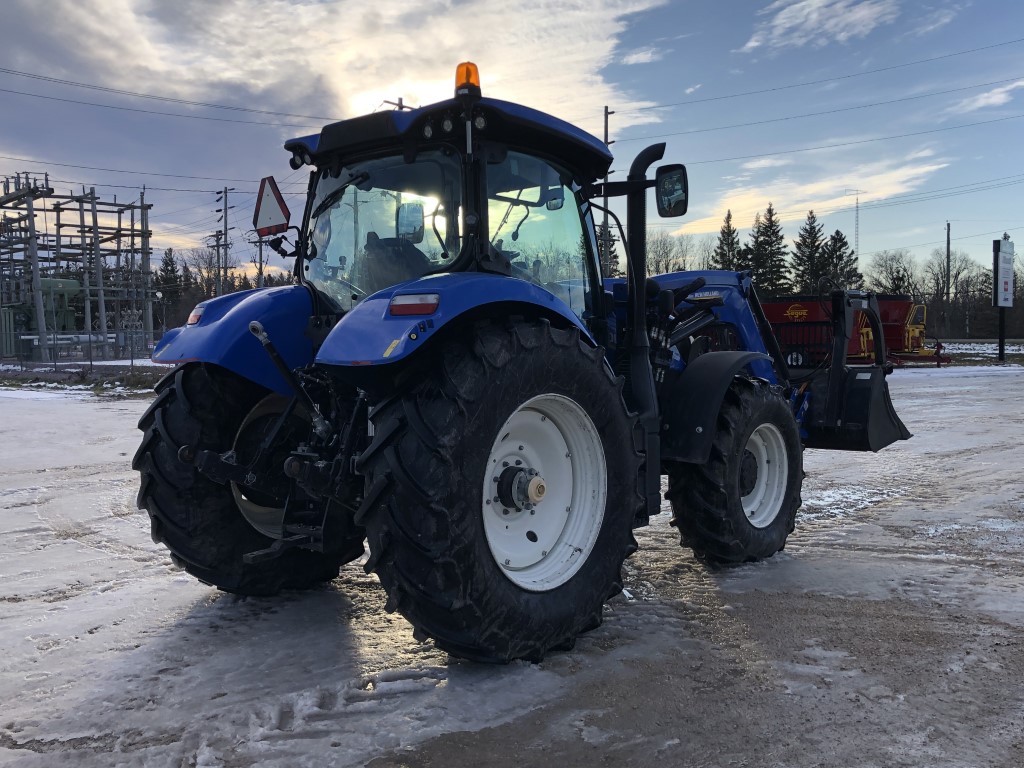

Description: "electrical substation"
1 172 153 362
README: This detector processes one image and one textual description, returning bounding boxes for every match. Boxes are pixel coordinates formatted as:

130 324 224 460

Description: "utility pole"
945 221 951 337
207 231 223 295
216 187 235 293
602 106 615 276
141 187 153 347
257 238 264 288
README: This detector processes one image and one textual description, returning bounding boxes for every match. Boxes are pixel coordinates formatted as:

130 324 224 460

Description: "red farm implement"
761 294 951 368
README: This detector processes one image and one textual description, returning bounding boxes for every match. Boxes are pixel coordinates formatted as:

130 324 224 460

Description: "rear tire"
666 378 802 564
133 363 356 595
358 319 642 662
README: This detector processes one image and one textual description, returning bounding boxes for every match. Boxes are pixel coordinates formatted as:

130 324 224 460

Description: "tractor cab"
274 63 614 327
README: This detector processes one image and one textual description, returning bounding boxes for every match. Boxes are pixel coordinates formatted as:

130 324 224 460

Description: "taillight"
186 306 205 325
389 293 440 316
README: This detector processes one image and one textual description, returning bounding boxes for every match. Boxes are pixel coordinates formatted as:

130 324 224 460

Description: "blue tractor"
134 63 909 662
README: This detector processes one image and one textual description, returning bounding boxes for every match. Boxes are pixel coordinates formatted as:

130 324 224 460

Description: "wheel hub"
495 466 546 511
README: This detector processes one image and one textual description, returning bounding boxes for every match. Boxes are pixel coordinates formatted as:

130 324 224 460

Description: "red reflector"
389 293 440 316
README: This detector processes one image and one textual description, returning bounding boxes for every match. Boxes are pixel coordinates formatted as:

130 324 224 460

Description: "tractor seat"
362 231 431 293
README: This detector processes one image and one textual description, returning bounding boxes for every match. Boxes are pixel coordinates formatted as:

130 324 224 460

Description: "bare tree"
694 234 716 270
866 249 919 297
921 248 974 303
183 247 218 298
646 229 685 275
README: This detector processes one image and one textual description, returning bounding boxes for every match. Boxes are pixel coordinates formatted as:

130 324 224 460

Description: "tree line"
636 206 1022 339
153 247 292 329
153 217 1022 340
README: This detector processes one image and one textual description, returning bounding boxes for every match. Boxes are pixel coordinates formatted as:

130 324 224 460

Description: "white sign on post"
993 239 1014 308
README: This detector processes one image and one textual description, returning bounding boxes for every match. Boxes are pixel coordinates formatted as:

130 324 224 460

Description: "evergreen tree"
712 210 741 270
156 248 181 302
738 212 762 274
750 203 790 296
790 210 825 294
595 223 621 276
821 229 864 289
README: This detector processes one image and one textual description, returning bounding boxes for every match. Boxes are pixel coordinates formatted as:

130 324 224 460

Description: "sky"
1 0 1022 278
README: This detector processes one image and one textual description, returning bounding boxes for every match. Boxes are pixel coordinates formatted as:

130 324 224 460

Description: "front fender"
660 350 771 464
315 273 590 366
152 285 315 394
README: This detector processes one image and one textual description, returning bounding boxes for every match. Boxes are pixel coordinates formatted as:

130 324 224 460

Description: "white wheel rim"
481 393 607 592
741 422 788 528
231 395 295 539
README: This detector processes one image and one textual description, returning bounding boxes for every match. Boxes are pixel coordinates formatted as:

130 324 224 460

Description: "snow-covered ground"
2 366 1023 767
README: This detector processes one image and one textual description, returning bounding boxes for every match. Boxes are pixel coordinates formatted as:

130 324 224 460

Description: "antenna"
845 189 866 255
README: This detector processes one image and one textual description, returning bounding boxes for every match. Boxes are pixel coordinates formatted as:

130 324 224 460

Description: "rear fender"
152 285 316 394
314 273 591 367
660 350 771 464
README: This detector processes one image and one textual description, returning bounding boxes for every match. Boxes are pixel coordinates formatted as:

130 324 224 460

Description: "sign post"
992 237 1015 363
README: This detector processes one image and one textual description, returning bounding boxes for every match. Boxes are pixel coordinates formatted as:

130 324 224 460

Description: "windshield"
302 150 462 309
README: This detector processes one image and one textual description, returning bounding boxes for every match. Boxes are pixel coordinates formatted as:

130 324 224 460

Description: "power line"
0 87 321 128
0 153 260 182
0 66 342 121
859 225 1023 258
614 75 1024 143
681 113 1024 165
619 37 1024 116
647 171 1024 228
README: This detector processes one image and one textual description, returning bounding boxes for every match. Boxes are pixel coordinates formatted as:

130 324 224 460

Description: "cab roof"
284 96 613 184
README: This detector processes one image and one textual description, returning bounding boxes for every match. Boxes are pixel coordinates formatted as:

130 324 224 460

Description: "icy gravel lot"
2 366 1023 767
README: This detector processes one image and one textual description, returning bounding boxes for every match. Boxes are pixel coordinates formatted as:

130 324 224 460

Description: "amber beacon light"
455 62 481 94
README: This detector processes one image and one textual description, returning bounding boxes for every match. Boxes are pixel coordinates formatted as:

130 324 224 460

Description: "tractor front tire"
666 377 802 564
358 320 642 662
133 363 352 595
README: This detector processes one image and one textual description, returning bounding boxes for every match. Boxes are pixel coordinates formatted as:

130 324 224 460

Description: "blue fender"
152 285 315 394
316 273 591 366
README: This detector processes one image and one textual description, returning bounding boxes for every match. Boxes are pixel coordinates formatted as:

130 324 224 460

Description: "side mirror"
397 202 425 244
655 164 688 218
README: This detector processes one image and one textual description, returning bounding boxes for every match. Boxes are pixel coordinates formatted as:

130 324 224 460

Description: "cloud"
740 157 793 171
907 2 964 36
1 0 668 139
622 47 662 65
685 84 702 95
740 0 900 52
948 80 1024 114
677 149 947 236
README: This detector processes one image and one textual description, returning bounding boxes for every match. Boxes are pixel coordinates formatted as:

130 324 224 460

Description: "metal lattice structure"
1 173 152 361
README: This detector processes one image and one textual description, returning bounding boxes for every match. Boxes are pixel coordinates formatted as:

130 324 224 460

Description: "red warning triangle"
253 176 290 237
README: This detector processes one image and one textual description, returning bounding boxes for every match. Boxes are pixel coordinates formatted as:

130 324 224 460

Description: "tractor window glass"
303 150 462 310
487 152 590 319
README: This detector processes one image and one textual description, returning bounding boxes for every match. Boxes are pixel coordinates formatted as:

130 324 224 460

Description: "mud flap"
802 365 911 452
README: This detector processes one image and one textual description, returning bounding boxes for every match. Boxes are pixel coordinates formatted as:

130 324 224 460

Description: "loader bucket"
802 365 911 452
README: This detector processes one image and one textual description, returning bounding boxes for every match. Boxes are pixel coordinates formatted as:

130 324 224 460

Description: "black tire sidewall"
720 384 802 558
366 321 641 660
